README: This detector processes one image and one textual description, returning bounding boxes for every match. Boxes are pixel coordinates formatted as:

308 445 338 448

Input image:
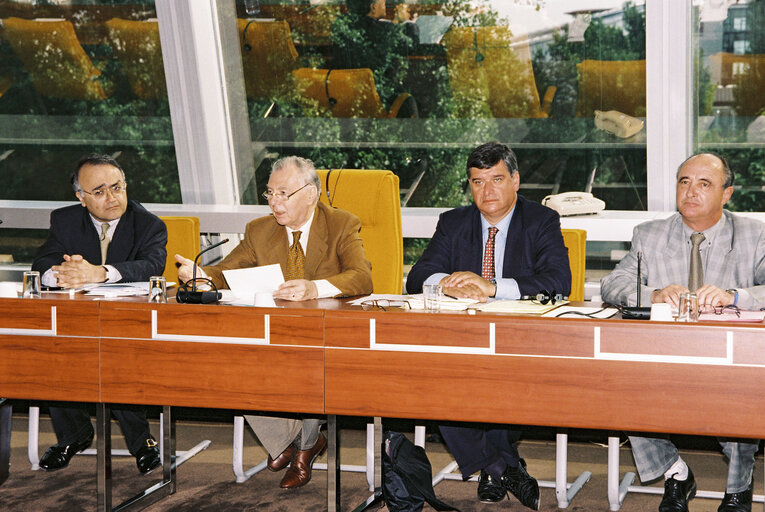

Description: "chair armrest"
388 92 418 118
540 85 557 118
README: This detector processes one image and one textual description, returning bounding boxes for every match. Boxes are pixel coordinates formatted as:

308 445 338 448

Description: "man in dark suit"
407 142 571 509
176 155 372 489
32 153 166 475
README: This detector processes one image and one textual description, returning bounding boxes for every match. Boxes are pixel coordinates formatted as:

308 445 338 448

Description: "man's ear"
722 186 734 205
75 191 87 207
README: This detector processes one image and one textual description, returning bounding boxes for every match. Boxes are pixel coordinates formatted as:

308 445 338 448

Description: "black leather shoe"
501 458 540 510
135 438 161 475
718 479 753 512
39 428 94 471
477 470 505 503
659 468 697 512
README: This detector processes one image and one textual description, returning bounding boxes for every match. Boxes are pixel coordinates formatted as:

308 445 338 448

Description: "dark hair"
347 0 375 15
676 151 734 188
465 142 518 178
71 153 125 192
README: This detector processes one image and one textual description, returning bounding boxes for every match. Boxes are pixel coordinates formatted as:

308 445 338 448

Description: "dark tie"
688 232 705 292
285 231 305 281
482 227 499 281
100 222 110 265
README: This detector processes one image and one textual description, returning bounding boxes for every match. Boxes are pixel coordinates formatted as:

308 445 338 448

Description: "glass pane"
0 1 180 204
693 0 765 212
235 0 647 213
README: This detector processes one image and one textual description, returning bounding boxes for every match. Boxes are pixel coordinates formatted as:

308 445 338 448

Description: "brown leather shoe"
267 443 296 472
279 434 327 488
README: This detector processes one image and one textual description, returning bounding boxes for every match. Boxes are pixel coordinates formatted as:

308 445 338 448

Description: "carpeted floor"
0 413 758 511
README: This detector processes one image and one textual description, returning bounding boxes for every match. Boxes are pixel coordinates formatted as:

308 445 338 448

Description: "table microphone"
176 238 229 304
622 251 651 319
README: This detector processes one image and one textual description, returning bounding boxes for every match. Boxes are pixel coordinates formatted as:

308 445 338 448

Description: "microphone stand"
176 238 229 304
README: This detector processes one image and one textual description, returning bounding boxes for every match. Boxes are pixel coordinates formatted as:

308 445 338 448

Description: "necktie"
100 222 110 265
688 232 705 292
481 227 498 281
285 231 305 281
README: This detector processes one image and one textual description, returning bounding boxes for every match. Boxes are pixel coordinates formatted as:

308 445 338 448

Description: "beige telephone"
594 110 644 138
542 192 605 216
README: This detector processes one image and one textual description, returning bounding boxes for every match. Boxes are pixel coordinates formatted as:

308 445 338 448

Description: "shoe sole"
39 437 93 472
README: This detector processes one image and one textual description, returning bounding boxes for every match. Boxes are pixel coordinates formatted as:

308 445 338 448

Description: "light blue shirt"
424 207 521 299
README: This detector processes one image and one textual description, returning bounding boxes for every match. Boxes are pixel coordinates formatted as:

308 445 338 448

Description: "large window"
694 0 765 212
235 0 648 214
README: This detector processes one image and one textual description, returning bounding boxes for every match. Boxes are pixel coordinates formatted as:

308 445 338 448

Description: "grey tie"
688 232 705 292
100 222 110 265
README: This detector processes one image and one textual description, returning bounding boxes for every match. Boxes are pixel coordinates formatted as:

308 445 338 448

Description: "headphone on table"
242 20 256 52
324 69 338 108
521 290 566 305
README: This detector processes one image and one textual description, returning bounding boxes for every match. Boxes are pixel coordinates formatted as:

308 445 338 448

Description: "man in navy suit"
32 153 167 475
407 142 570 509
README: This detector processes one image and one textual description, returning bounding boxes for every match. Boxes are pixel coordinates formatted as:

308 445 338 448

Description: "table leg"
97 403 113 512
327 415 340 512
0 399 11 485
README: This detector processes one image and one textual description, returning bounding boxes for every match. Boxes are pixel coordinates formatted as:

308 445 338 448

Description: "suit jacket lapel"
305 205 328 279
503 199 524 278
80 209 102 265
107 205 135 264
262 219 289 267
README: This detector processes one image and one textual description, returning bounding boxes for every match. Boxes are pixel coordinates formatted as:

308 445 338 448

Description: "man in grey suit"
601 152 765 512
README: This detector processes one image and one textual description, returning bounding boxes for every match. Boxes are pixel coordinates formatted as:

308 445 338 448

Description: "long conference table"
1 294 765 511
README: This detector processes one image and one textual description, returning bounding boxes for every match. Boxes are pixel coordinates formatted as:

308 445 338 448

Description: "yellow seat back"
561 229 586 302
316 169 402 293
3 17 110 100
105 18 167 100
576 59 646 117
238 19 299 100
292 68 387 118
160 216 201 283
442 26 545 118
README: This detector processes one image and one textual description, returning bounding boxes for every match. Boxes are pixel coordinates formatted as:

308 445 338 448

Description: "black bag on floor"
382 430 460 512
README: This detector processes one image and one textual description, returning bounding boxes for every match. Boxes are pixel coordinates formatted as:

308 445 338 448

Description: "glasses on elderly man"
79 181 127 199
262 182 310 201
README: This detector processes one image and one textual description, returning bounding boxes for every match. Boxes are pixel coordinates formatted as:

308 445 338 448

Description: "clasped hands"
439 271 495 302
173 253 318 302
651 284 735 310
52 254 106 288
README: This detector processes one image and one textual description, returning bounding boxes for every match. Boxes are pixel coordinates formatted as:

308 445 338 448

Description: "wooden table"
2 294 765 511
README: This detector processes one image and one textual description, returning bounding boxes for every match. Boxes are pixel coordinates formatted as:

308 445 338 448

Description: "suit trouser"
630 435 759 493
0 399 10 485
439 424 521 480
243 415 323 459
50 405 152 456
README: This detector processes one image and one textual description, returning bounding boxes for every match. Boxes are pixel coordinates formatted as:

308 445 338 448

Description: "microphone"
622 251 650 319
176 238 230 304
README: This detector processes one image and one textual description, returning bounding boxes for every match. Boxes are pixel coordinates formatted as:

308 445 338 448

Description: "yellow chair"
316 169 403 294
442 26 554 118
237 19 299 100
708 52 765 116
105 18 167 100
3 17 112 100
561 228 586 301
576 59 646 118
159 216 200 283
292 67 414 118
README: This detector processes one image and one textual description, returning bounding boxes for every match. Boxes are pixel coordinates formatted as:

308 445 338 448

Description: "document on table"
477 300 567 314
82 282 173 297
415 15 454 44
698 310 765 322
348 294 478 311
222 264 284 301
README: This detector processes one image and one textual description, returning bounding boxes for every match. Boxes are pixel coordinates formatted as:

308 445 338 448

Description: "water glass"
148 276 167 303
422 284 443 312
22 271 41 298
676 292 699 322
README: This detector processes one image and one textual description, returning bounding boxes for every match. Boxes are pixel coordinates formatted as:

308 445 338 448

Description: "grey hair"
71 153 126 193
270 156 321 199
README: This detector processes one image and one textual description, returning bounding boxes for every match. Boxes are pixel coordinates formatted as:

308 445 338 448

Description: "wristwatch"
725 288 738 306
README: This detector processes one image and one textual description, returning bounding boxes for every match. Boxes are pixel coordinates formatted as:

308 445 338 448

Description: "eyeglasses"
79 181 127 199
360 299 411 311
262 183 310 201
712 304 741 318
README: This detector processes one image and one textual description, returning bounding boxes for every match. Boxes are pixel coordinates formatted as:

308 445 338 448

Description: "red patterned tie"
482 227 498 281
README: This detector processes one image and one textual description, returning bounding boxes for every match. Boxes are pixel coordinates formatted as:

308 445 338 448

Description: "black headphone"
325 168 341 206
242 20 256 52
324 69 337 108
522 290 565 305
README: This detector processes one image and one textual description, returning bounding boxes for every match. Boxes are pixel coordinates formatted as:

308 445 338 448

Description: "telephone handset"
542 192 605 216
594 109 644 138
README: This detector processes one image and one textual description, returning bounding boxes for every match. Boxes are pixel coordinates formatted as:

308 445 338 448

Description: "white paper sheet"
222 264 284 301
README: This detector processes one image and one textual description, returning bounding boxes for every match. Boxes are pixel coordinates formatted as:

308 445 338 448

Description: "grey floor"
0 413 761 511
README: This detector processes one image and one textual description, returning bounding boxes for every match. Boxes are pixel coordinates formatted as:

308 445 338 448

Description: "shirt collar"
286 209 316 244
480 206 515 236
